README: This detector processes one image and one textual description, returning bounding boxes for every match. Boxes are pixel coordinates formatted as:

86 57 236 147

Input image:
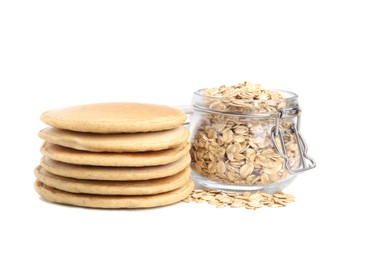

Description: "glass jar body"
189 90 304 193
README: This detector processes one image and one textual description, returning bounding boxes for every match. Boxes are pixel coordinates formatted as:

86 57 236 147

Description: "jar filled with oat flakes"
186 82 316 193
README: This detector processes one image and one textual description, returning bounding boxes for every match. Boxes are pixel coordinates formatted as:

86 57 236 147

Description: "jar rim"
193 88 299 102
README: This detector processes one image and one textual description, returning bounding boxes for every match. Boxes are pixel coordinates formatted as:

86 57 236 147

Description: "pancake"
35 180 194 209
40 155 191 180
40 142 190 167
35 166 190 195
40 103 186 133
38 126 189 152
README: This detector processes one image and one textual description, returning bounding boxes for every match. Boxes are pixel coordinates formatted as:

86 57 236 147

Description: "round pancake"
38 126 189 152
35 166 190 195
40 155 191 180
35 180 194 209
41 142 190 167
40 103 186 133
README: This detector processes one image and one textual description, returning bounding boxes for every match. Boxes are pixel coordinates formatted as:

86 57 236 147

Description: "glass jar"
183 89 316 193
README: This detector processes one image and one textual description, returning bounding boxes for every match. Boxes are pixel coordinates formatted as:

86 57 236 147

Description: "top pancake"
40 103 186 133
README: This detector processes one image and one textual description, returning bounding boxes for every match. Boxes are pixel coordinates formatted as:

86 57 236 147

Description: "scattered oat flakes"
183 189 295 210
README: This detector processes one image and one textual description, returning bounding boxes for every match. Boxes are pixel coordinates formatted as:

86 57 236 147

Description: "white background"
1 0 389 259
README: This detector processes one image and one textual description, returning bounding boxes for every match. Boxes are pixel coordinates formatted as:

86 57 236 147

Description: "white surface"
1 1 389 259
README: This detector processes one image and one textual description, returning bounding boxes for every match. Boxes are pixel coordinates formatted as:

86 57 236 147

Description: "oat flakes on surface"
183 189 295 210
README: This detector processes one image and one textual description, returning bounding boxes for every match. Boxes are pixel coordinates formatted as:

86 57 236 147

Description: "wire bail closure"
271 107 316 175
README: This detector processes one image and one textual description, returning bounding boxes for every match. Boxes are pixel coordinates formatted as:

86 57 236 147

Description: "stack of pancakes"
34 103 194 209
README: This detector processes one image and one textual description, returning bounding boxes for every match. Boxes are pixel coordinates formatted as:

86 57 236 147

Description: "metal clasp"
271 108 316 175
